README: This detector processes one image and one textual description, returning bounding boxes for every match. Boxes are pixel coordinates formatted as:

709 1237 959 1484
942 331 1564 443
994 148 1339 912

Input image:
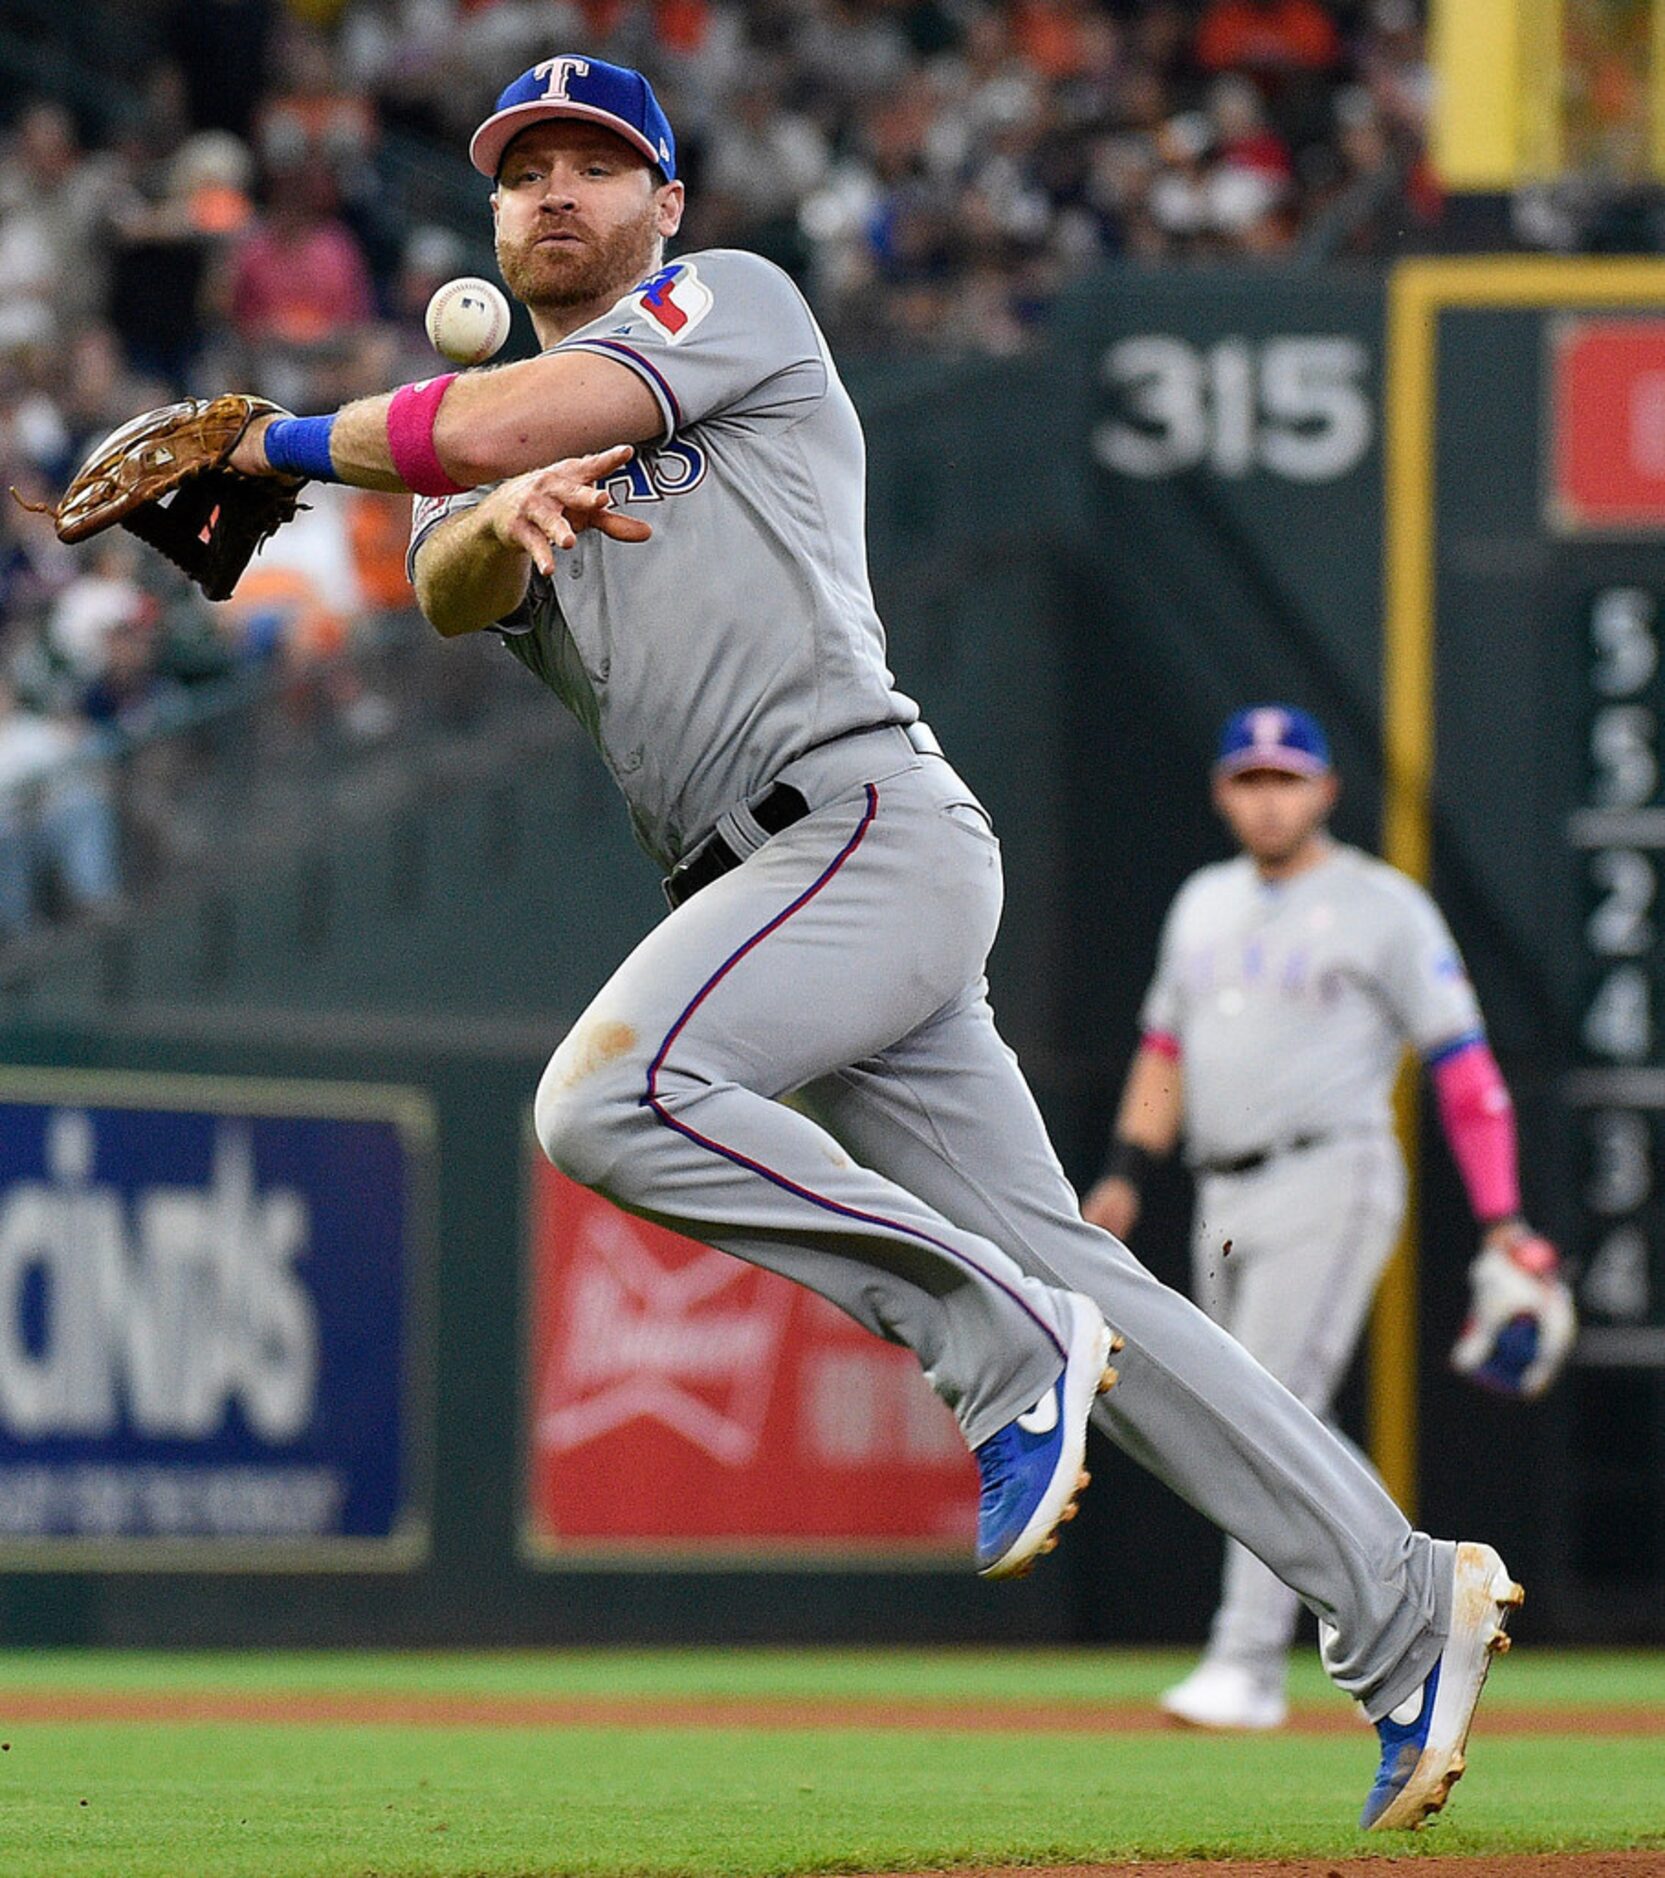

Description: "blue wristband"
261 414 340 482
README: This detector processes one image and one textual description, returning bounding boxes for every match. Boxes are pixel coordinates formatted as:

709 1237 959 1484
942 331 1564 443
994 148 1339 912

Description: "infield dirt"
858 1861 1665 1878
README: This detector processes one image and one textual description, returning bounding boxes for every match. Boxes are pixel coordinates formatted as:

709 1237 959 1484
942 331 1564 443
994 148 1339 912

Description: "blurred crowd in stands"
0 0 1491 937
326 0 1440 342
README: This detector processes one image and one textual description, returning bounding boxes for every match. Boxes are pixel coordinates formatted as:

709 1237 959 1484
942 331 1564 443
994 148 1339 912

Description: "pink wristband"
387 374 468 496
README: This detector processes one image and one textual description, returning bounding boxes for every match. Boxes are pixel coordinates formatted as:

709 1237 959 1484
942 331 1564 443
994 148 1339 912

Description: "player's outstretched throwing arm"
241 353 663 636
17 355 661 616
235 345 664 493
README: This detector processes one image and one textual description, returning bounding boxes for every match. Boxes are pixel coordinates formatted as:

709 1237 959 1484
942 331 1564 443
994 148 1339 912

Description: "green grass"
0 1643 1656 1708
0 1651 1658 1878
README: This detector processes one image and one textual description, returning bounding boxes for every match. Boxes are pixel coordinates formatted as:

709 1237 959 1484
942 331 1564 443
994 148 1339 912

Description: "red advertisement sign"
523 1162 977 1559
1551 319 1665 532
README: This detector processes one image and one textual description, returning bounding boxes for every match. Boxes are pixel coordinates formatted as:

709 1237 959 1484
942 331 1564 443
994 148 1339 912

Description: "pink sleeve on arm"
1429 1036 1520 1223
1141 1030 1181 1060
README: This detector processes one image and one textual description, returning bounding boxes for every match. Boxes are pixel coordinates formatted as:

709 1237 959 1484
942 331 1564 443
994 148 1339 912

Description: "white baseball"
424 276 512 366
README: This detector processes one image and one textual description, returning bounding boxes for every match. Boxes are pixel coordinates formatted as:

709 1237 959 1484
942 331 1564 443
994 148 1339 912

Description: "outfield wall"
0 261 1661 1644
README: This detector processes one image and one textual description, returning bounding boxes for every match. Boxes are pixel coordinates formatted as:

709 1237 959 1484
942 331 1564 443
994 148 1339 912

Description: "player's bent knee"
533 1048 643 1188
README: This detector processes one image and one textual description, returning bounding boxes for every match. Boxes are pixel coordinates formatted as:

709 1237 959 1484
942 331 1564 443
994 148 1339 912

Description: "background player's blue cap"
470 56 676 182
1214 704 1332 776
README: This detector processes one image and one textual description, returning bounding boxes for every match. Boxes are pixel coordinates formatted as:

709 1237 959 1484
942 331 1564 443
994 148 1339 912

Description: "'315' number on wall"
1095 335 1373 483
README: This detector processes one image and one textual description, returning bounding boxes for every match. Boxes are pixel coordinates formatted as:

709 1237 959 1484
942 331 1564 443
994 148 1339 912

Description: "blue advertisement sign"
0 1071 431 1565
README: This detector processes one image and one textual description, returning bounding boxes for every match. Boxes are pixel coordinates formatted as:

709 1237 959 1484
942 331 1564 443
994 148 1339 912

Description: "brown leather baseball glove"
14 395 305 601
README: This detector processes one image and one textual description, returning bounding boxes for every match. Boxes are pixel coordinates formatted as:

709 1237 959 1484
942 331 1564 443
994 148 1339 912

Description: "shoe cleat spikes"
1360 1543 1523 1831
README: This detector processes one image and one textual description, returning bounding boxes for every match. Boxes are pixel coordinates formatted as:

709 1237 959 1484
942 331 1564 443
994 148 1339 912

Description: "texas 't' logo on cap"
469 55 678 182
1215 703 1332 776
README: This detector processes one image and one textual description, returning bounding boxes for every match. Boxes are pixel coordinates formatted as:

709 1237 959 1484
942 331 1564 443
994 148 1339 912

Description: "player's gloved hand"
14 394 303 601
1450 1223 1576 1400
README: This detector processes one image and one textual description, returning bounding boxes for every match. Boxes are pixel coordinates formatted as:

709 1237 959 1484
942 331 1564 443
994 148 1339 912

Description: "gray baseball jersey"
1141 841 1483 1698
408 251 1458 1722
410 247 914 867
1141 843 1483 1166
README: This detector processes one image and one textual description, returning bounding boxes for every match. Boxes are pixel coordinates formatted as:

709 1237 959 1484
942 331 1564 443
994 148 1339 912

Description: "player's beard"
1242 811 1330 872
497 207 659 317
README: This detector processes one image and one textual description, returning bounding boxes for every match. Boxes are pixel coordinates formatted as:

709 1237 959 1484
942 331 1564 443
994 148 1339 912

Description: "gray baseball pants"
1190 1136 1407 1692
533 729 1449 1719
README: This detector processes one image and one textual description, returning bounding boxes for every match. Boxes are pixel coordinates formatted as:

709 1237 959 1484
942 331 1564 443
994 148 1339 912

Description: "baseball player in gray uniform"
221 58 1527 1828
1083 705 1574 1734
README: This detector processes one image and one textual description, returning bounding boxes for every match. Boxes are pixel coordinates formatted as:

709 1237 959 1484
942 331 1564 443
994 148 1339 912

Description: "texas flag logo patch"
630 262 714 344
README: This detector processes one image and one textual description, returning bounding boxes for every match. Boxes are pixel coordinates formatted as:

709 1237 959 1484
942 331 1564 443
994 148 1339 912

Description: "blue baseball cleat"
973 1292 1119 1579
1360 1542 1524 1830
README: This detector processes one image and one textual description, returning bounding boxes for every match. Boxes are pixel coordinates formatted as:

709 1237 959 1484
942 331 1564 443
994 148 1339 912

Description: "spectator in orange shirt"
1011 0 1099 81
1195 0 1342 77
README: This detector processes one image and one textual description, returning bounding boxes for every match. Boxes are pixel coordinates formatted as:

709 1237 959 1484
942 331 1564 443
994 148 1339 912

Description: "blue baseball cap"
1215 704 1332 776
470 56 677 182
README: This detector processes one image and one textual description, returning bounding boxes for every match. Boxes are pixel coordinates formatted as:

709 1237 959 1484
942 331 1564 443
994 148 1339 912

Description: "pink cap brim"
469 101 660 178
1214 750 1330 777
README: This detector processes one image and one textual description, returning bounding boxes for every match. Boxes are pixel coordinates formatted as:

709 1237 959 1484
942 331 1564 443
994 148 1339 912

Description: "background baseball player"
52 56 1530 1827
1082 704 1575 1733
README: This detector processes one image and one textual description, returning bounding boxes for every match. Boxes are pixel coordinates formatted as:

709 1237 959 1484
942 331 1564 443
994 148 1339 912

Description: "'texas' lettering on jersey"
410 438 708 536
626 262 714 343
605 437 707 506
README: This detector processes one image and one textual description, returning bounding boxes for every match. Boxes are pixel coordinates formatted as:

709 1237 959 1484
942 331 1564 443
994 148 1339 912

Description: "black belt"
663 722 944 911
1197 1133 1328 1178
663 782 810 909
